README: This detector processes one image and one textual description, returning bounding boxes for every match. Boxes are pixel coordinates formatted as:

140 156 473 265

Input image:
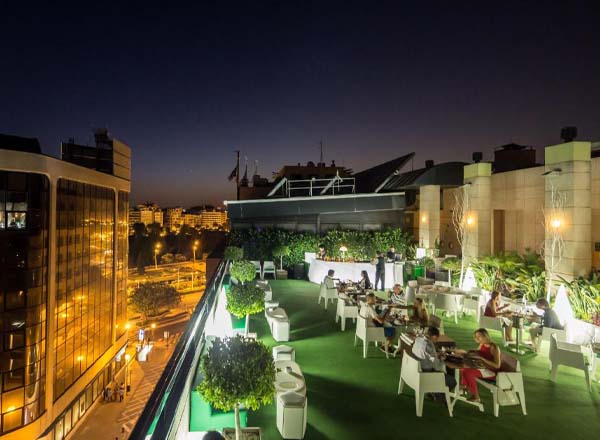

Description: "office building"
0 131 130 440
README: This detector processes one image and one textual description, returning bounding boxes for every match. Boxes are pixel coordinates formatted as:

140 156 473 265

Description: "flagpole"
235 150 240 200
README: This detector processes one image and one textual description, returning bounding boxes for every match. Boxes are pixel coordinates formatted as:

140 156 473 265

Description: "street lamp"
193 240 199 266
154 243 162 269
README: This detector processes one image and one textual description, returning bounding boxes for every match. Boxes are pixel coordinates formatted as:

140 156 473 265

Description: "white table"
307 258 396 289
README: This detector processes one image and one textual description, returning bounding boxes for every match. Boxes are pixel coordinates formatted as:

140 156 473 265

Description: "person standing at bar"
374 251 386 291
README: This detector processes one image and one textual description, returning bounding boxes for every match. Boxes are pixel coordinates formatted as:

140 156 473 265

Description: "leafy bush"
272 244 290 269
174 253 187 262
160 253 174 264
224 246 244 261
417 256 435 271
226 284 265 319
227 227 415 265
198 336 275 439
559 274 600 322
229 260 257 284
129 282 181 319
441 257 461 287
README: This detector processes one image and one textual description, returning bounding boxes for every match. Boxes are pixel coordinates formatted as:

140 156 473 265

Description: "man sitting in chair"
360 293 396 354
413 326 457 395
529 298 564 352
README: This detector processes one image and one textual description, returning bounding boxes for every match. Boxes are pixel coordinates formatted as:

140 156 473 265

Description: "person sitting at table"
318 245 327 260
484 291 514 342
388 284 405 305
410 298 429 326
357 270 372 290
413 326 457 392
361 293 395 353
529 298 564 352
459 328 502 402
323 269 337 288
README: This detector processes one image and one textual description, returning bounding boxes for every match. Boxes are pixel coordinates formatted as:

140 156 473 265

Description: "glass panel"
2 408 23 432
7 212 26 229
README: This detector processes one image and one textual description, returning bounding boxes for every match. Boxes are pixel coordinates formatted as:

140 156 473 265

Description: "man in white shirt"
412 327 456 391
388 284 405 305
360 293 395 353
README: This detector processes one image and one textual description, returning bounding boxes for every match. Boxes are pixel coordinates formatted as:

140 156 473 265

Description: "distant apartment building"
199 209 227 229
164 207 184 231
0 131 130 440
182 212 201 228
128 203 163 233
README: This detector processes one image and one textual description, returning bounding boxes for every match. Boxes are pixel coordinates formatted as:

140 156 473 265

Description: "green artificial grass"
247 280 600 440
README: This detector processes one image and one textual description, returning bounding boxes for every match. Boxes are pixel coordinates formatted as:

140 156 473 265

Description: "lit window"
7 212 26 229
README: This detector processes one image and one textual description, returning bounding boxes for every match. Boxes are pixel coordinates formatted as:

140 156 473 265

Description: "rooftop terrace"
245 280 599 440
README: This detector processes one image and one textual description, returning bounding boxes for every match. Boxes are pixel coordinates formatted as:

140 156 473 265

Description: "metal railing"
129 260 226 440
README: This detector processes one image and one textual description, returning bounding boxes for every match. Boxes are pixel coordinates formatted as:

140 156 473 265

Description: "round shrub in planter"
230 260 257 284
226 284 265 335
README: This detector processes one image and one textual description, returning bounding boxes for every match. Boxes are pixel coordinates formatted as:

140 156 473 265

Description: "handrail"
129 259 226 440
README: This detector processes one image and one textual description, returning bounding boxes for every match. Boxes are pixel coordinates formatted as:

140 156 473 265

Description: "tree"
226 284 265 335
452 185 471 288
132 222 149 275
129 282 181 321
197 336 275 440
160 253 174 264
224 246 244 262
272 244 290 270
229 261 256 284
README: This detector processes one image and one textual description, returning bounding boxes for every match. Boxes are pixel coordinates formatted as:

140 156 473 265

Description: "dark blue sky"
1 1 599 206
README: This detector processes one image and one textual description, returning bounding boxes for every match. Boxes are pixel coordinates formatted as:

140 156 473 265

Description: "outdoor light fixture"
466 216 475 226
551 218 562 230
421 215 427 223
339 245 348 253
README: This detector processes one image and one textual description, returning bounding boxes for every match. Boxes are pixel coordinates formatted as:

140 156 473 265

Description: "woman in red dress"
460 328 502 402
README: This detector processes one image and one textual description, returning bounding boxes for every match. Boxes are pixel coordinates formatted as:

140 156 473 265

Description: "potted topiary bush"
224 246 244 262
197 335 275 440
226 284 265 335
229 260 257 285
272 244 290 279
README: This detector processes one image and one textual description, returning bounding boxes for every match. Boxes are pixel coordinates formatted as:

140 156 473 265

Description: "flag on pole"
228 164 238 181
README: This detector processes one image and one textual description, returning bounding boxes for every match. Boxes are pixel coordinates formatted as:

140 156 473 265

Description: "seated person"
410 298 429 326
484 291 514 342
458 328 502 403
318 245 327 259
529 298 564 352
360 293 395 353
413 326 457 391
323 269 337 288
388 284 405 305
357 270 372 290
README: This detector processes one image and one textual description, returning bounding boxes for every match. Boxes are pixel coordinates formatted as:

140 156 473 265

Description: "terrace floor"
248 280 600 440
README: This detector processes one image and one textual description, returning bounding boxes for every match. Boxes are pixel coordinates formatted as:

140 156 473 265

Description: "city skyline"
2 2 600 206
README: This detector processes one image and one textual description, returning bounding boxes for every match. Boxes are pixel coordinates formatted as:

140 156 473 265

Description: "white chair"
263 260 276 279
266 308 290 342
434 281 450 287
549 333 593 391
251 260 263 279
433 293 464 324
354 315 388 359
397 353 453 417
534 324 568 353
336 298 358 331
406 280 418 304
276 391 307 439
273 345 295 362
478 306 511 347
476 353 527 417
318 280 338 310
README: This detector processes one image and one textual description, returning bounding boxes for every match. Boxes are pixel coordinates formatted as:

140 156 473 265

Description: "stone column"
463 163 492 262
418 185 440 249
544 141 592 286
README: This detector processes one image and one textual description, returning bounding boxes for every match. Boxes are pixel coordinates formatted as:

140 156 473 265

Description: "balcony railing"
129 260 226 440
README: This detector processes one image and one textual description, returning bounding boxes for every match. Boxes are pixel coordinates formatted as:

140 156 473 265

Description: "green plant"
417 256 435 272
441 257 461 287
224 246 244 261
559 275 600 322
230 260 257 284
129 282 181 321
272 244 290 270
197 336 275 440
226 284 265 334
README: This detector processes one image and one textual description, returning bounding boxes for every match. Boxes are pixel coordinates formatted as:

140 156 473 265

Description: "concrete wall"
592 157 600 269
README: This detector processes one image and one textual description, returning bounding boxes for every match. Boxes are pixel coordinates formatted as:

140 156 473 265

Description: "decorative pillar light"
339 245 348 261
421 214 427 223
466 215 475 227
551 218 562 230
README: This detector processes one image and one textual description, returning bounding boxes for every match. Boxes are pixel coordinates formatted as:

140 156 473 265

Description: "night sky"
2 1 599 206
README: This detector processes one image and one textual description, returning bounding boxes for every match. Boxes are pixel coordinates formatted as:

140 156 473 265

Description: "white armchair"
476 353 527 417
478 306 511 347
318 279 338 310
534 325 567 353
433 293 464 324
250 260 262 280
354 315 388 359
263 260 276 279
406 280 418 304
549 333 593 391
397 353 453 417
336 298 358 331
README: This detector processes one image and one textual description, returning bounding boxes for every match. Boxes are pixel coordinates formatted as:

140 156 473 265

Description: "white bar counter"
306 257 398 289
